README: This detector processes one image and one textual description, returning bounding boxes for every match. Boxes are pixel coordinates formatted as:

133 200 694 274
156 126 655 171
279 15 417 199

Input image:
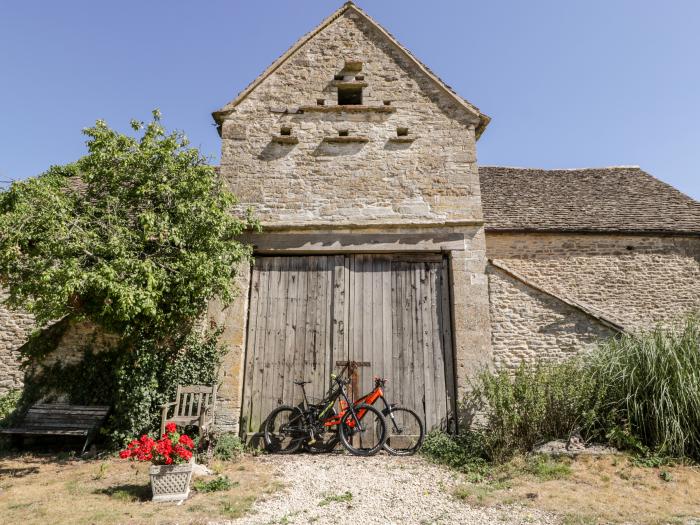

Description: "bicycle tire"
338 403 387 456
382 407 424 456
263 405 305 454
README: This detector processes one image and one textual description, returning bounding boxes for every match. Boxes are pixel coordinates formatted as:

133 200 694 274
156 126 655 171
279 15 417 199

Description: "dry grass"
453 454 700 525
0 453 279 524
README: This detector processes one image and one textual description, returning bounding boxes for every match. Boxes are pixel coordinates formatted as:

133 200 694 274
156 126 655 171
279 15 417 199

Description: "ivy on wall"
20 328 224 445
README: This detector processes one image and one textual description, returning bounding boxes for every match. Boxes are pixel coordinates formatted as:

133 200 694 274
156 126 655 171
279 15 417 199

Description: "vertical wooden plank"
391 259 403 411
369 255 384 397
188 391 195 417
277 257 291 407
331 255 348 386
260 257 282 432
412 262 427 428
292 257 309 407
251 257 272 433
381 257 393 402
350 255 363 397
303 257 319 400
403 261 416 416
427 263 445 428
241 260 261 434
282 257 299 406
311 257 328 400
440 258 457 425
421 262 437 430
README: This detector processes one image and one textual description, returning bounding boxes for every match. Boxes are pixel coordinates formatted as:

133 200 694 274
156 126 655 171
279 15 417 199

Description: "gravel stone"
219 453 560 525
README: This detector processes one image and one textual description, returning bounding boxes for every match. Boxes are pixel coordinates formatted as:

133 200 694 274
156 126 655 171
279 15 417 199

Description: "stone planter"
149 460 194 502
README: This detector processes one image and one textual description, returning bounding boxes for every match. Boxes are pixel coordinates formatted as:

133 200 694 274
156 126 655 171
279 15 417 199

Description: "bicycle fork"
380 396 402 433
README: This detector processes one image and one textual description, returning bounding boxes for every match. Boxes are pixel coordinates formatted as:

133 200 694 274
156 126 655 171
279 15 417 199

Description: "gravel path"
227 453 560 525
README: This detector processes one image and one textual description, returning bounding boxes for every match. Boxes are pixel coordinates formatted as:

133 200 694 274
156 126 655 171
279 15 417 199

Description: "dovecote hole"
280 126 291 136
338 129 349 137
397 127 409 137
338 85 362 105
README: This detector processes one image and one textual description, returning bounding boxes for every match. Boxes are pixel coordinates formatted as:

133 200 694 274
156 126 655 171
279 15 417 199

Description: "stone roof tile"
479 166 700 234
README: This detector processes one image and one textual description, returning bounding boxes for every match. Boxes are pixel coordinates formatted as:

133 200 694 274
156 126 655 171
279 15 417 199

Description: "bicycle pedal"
308 437 317 445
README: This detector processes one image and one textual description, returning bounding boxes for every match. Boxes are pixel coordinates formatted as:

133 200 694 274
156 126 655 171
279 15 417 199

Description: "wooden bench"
0 403 110 454
160 384 217 439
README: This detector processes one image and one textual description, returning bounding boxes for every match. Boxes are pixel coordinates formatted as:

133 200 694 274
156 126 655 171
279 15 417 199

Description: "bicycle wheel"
338 403 387 456
381 407 424 456
264 405 306 454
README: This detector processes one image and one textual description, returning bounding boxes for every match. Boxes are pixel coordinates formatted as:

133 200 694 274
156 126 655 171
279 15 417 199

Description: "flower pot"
149 460 194 502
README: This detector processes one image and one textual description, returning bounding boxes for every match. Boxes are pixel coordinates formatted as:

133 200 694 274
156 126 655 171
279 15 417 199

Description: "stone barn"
1 2 699 438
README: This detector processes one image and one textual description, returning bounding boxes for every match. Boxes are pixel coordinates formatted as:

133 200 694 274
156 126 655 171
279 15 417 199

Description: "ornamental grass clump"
589 316 700 460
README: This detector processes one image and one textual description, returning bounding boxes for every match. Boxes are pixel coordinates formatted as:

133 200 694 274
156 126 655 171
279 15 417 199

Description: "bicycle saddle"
293 380 311 386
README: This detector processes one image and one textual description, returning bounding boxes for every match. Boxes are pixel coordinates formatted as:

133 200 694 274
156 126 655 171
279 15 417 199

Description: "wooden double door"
240 254 456 439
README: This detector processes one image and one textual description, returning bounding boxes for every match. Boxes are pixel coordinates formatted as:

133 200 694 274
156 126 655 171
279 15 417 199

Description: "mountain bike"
308 376 425 456
263 373 388 456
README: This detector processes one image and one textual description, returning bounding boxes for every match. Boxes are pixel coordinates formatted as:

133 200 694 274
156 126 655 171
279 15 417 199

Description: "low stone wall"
0 290 35 394
487 265 617 369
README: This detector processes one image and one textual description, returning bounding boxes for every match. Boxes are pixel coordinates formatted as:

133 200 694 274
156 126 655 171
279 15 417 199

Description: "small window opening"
626 245 635 251
383 100 392 106
355 74 365 81
280 127 292 136
316 98 325 106
334 73 345 81
397 127 409 137
338 130 349 137
338 86 363 105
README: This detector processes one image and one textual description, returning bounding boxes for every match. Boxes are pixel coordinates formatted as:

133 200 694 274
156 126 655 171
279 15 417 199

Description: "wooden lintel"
243 232 466 254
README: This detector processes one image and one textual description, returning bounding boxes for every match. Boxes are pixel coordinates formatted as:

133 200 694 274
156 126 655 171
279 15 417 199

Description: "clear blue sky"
1 0 698 199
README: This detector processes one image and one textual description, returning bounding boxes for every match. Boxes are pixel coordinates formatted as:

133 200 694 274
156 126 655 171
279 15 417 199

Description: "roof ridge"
212 2 490 136
479 165 642 171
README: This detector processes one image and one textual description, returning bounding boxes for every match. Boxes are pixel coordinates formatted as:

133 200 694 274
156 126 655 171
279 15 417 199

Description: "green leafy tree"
0 110 256 339
0 112 257 442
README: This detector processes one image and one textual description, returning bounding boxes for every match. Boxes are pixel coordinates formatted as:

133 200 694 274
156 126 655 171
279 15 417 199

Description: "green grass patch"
193 476 238 493
318 491 352 507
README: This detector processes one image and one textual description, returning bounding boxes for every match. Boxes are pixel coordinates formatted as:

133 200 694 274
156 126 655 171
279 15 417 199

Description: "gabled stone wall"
219 9 482 226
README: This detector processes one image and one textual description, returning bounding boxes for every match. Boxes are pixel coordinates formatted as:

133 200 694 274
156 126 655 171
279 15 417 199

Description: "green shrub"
193 475 237 493
462 315 700 463
421 430 489 479
212 433 245 461
0 389 21 427
466 358 605 462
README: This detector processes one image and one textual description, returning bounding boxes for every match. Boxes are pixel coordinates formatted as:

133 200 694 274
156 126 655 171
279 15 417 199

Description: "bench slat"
29 407 109 414
25 413 106 420
0 428 89 436
21 422 96 430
